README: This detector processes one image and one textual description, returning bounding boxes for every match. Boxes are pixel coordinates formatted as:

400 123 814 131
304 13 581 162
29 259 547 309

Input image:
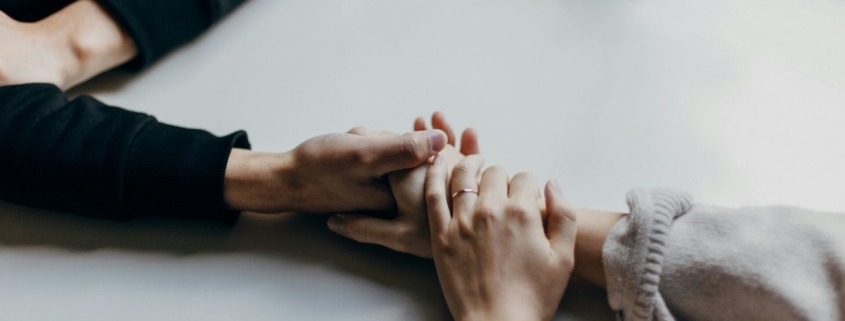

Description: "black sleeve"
95 0 248 69
0 0 247 70
0 0 74 22
0 83 250 224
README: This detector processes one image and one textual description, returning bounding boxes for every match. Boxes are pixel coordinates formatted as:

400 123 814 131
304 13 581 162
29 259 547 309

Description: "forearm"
0 83 250 223
571 208 624 288
59 0 136 87
37 0 137 89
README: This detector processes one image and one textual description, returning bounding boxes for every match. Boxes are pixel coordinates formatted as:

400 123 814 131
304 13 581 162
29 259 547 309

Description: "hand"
327 113 479 258
425 155 578 321
0 1 136 90
224 127 448 214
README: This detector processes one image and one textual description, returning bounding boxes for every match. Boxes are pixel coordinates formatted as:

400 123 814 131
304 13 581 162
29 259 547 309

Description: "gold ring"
451 189 478 198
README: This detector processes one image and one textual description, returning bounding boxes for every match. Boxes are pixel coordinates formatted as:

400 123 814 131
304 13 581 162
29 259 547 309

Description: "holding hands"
328 112 479 257
426 155 578 321
230 111 578 320
328 112 578 320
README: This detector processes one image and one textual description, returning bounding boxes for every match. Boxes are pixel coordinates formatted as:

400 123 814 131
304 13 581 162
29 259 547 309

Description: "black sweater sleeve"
0 83 250 224
95 0 247 69
0 0 247 69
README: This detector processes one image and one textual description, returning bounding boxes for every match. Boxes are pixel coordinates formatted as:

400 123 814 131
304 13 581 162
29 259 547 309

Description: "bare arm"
0 0 137 90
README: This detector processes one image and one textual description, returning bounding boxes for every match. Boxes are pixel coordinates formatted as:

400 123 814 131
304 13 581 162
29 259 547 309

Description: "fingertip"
414 117 427 131
545 180 576 223
460 128 480 155
328 214 347 236
432 111 445 122
431 112 456 145
544 180 555 200
551 178 563 194
428 129 447 153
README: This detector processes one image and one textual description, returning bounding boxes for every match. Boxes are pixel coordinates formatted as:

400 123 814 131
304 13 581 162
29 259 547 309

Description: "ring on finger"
452 189 479 199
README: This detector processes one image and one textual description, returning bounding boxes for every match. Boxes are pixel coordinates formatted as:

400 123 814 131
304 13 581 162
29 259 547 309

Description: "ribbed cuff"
123 121 251 225
603 189 692 321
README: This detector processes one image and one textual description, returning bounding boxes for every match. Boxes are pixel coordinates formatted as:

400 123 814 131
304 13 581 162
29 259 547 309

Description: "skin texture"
327 113 480 258
426 155 577 321
223 127 448 214
0 0 137 90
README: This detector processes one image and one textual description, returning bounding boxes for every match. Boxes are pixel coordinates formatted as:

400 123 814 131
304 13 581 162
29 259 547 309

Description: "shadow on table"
66 68 137 98
0 201 613 320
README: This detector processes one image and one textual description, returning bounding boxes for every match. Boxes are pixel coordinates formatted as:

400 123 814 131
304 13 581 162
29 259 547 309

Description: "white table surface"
2 0 844 320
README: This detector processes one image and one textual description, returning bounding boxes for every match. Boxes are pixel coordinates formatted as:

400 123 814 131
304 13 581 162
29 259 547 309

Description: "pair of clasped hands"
225 112 576 321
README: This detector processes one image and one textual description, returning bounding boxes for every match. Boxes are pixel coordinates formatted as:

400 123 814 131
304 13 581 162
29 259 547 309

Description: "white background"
2 0 844 320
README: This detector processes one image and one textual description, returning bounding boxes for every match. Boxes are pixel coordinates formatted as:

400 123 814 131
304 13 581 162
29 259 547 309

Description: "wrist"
224 149 296 213
458 309 543 321
572 208 624 288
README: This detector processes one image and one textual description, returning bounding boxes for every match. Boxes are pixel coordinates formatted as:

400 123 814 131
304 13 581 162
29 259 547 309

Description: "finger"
545 179 577 255
414 117 427 131
425 154 451 236
368 129 447 175
347 126 380 137
328 214 401 249
509 172 540 202
538 199 549 225
479 166 508 199
459 128 480 155
379 130 399 137
451 155 484 219
431 112 456 146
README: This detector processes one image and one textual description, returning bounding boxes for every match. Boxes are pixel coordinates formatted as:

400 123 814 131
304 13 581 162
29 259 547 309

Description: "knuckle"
559 253 576 271
485 165 506 176
513 171 536 182
505 202 534 222
425 190 445 206
436 236 457 256
400 136 427 161
433 234 451 250
457 218 476 238
475 202 500 219
349 221 370 242
347 126 368 135
472 206 498 226
351 148 372 165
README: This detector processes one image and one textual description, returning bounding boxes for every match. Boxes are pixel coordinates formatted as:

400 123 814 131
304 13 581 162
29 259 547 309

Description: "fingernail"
432 153 443 164
551 179 562 194
428 130 446 152
328 215 346 236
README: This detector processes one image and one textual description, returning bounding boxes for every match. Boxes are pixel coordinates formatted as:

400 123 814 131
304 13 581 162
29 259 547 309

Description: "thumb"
328 214 399 249
368 129 447 175
545 179 577 257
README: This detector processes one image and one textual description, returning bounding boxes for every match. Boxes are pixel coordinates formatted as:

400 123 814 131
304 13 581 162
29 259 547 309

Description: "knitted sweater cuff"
602 189 693 321
123 121 251 225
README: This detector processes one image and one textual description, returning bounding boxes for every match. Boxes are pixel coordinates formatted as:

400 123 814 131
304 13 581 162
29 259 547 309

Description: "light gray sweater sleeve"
602 188 845 321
